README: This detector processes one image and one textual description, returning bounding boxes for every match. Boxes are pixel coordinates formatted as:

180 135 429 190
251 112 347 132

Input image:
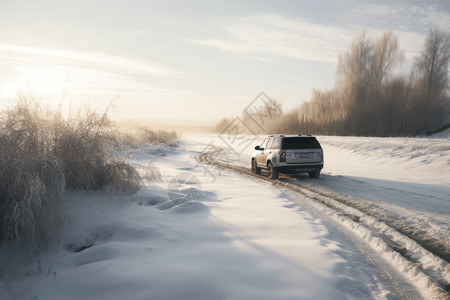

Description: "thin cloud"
353 3 450 31
66 67 191 98
0 43 180 76
238 54 277 63
190 12 434 63
189 14 356 63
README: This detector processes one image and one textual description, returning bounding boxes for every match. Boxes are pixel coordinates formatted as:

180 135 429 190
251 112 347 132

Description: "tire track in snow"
198 150 450 299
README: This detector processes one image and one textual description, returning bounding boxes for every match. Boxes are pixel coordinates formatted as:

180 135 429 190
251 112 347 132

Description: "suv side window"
271 138 280 149
267 138 276 149
260 138 269 149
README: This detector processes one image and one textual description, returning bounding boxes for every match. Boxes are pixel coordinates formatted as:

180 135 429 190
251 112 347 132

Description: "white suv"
251 135 324 180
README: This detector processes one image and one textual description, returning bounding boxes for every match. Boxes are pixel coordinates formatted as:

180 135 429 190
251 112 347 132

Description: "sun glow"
1 66 68 104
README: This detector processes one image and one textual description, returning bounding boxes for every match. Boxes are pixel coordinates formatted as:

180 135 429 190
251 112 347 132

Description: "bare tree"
414 29 450 112
336 31 375 134
337 31 374 96
372 31 404 86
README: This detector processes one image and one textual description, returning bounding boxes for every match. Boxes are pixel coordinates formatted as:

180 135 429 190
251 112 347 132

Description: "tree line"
216 29 450 137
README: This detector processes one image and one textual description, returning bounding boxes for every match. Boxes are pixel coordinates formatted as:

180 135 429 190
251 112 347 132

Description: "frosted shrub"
0 97 143 244
135 128 178 146
143 160 162 181
104 162 142 195
114 128 178 149
0 156 65 244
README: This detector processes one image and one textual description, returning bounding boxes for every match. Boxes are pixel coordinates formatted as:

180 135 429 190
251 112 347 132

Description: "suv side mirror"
255 146 263 150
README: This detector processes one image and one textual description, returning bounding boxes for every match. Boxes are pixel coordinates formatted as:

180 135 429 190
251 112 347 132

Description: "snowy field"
1 132 449 299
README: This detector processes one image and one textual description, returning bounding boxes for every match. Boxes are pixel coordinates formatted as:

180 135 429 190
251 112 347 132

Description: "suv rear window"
281 137 321 149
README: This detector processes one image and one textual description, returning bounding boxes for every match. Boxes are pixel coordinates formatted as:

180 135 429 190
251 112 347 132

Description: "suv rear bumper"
275 164 323 173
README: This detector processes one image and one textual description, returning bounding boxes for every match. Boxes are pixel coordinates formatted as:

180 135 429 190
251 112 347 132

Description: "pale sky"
0 0 449 122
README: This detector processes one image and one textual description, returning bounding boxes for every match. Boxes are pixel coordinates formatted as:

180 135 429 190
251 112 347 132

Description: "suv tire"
309 170 320 179
267 161 279 180
252 159 261 175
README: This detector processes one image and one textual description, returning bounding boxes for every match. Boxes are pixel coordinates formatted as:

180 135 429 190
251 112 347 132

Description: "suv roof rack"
298 134 312 136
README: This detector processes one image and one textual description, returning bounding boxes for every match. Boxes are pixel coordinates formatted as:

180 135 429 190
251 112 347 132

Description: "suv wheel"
267 162 279 180
309 170 320 179
252 159 261 175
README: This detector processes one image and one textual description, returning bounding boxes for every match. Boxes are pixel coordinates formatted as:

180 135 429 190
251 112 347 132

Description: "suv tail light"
279 151 286 162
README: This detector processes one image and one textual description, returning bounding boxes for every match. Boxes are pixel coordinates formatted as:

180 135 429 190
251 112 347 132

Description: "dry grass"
0 96 178 245
0 97 144 245
142 159 162 181
115 127 178 148
0 156 65 243
136 128 178 146
103 162 142 195
50 106 142 193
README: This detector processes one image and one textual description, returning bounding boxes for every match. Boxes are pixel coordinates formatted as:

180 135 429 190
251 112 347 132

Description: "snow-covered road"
1 133 449 299
186 133 450 298
184 133 450 247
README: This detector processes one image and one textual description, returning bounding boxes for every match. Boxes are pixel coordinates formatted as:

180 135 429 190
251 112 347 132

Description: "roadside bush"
136 128 178 146
0 97 176 245
0 156 65 243
117 127 178 148
51 107 138 192
104 162 142 195
142 160 162 181
113 127 179 152
0 97 142 245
